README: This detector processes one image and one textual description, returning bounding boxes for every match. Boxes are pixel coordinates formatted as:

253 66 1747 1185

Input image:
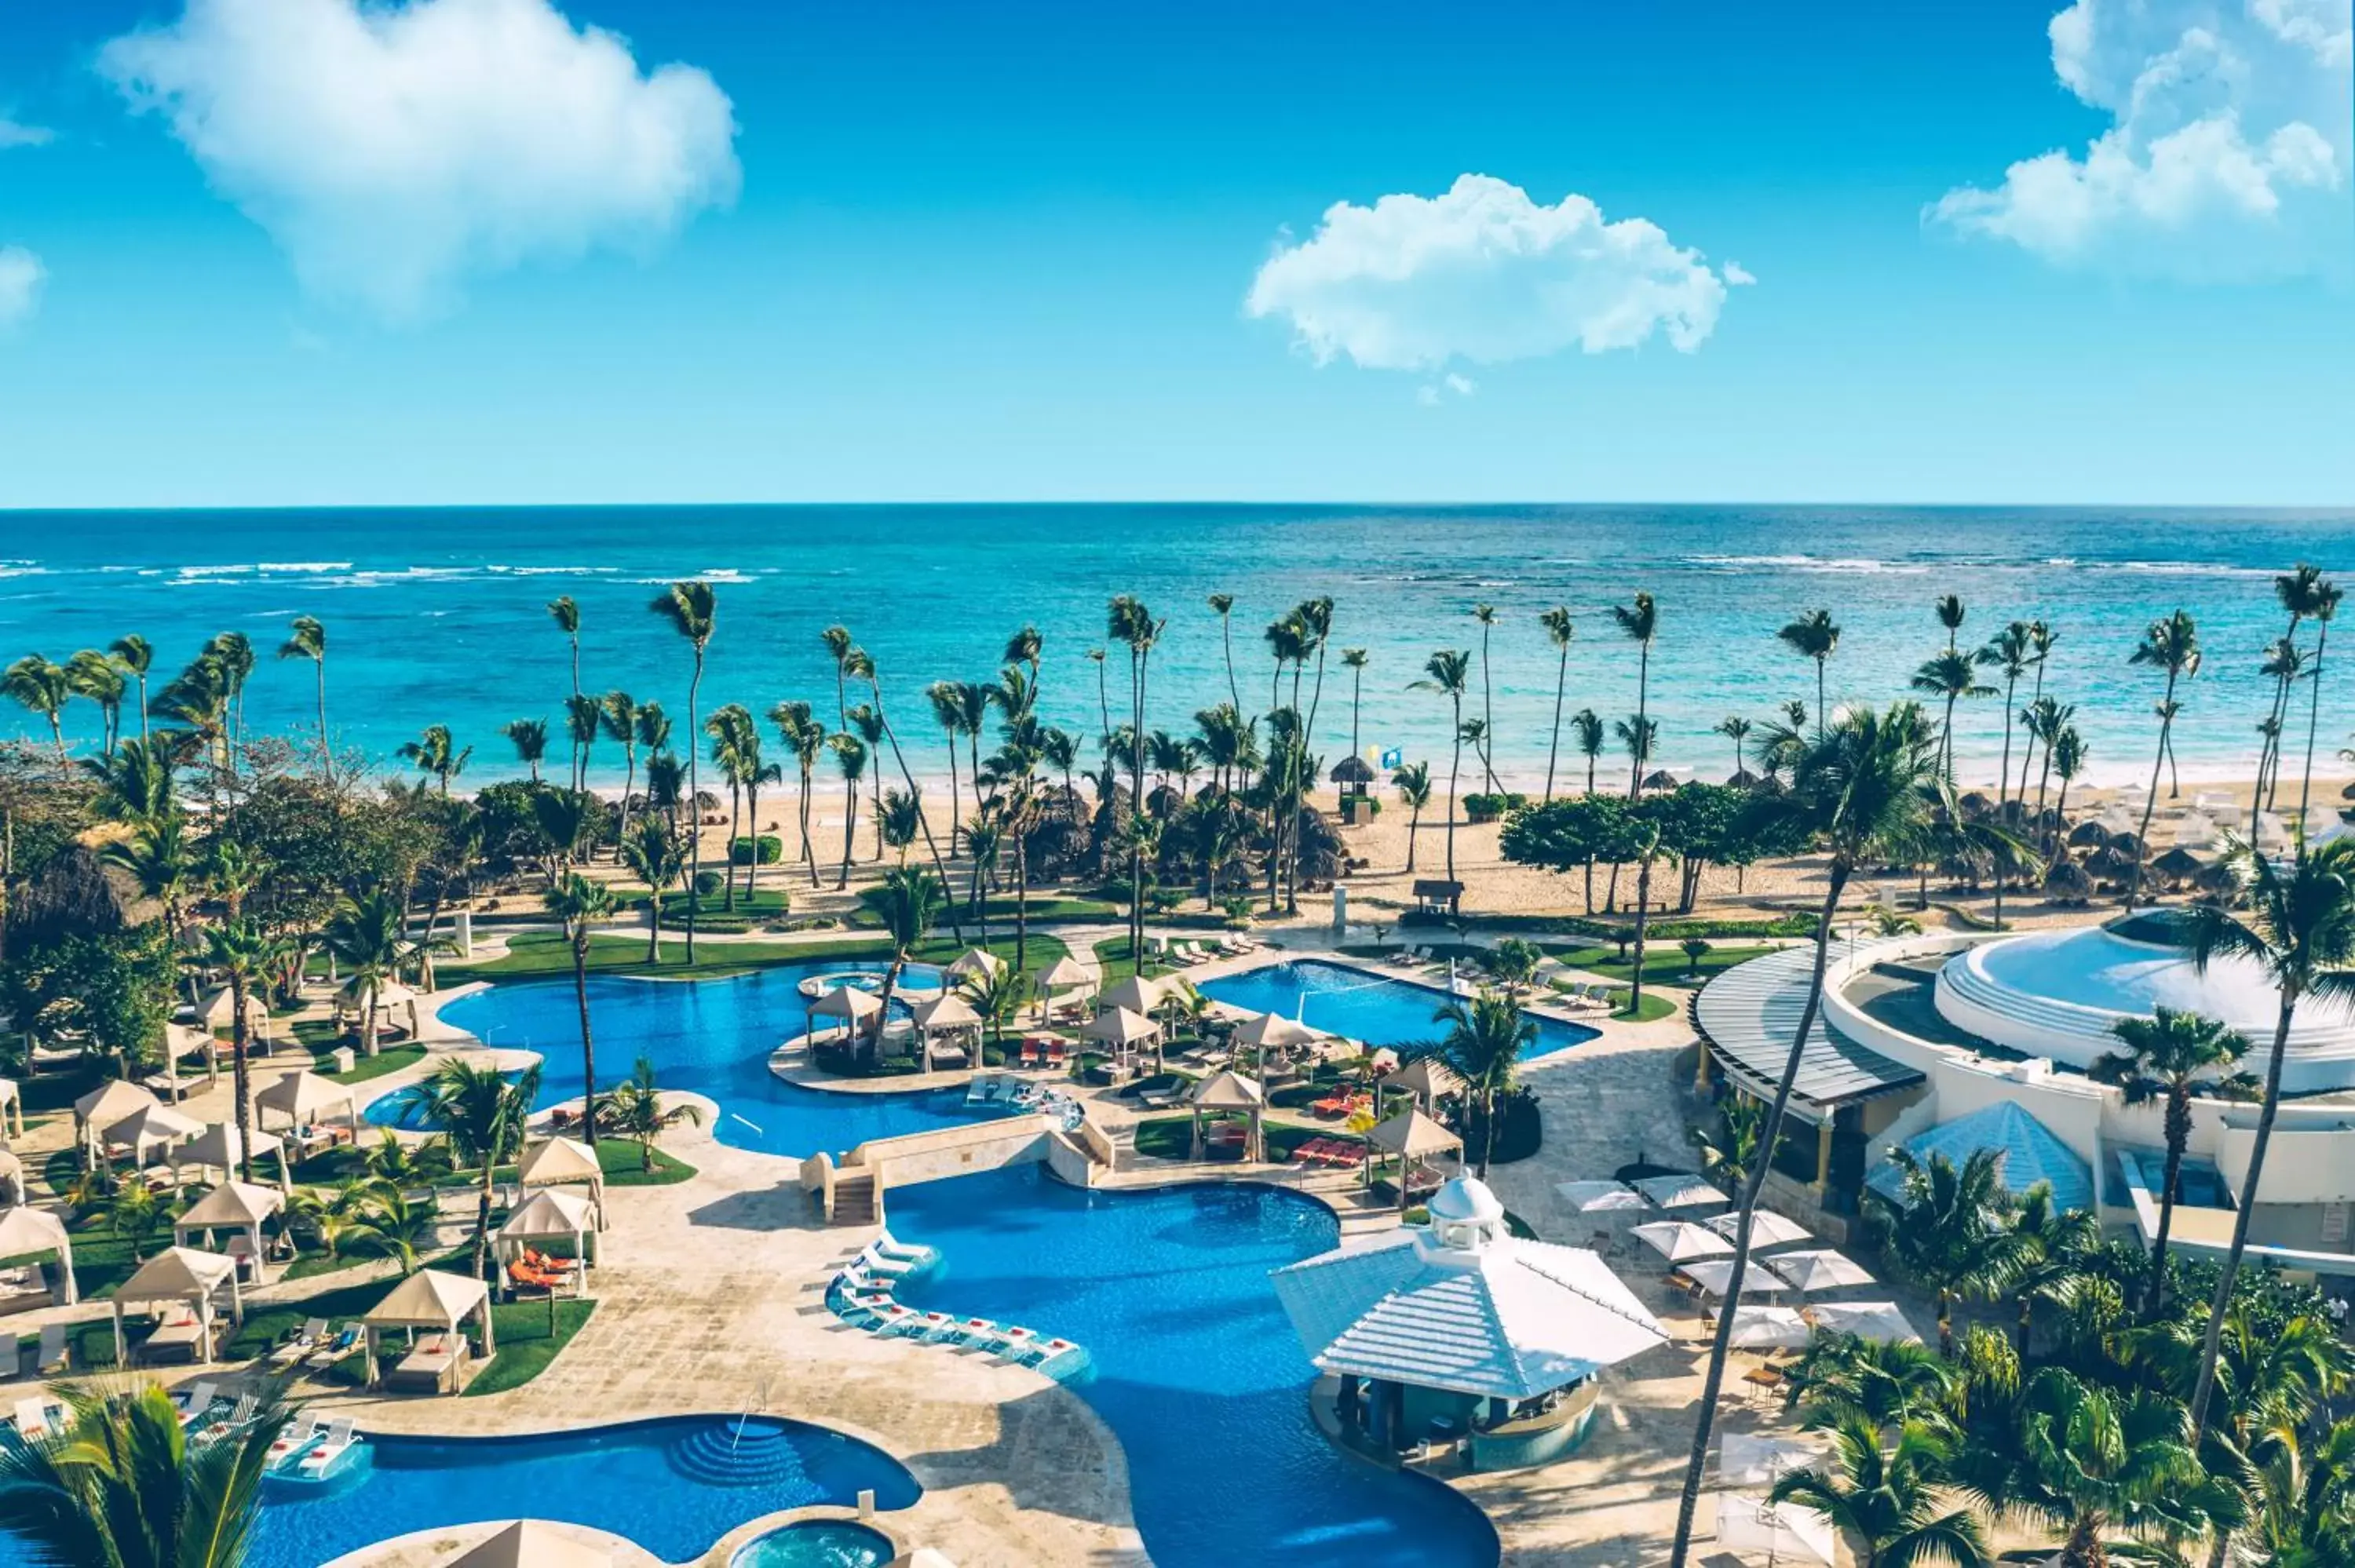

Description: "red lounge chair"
1020 1040 1042 1067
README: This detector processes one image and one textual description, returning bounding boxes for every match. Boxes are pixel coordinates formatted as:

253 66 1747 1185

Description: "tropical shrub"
1456 1086 1542 1164
728 834 783 865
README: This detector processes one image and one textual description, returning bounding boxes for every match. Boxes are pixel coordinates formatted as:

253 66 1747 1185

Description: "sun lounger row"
1149 934 1261 965
266 1414 360 1476
1290 1137 1364 1169
262 1316 361 1373
825 1241 1084 1377
1552 981 1616 1012
1385 946 1436 968
1015 1037 1069 1068
1309 1090 1374 1120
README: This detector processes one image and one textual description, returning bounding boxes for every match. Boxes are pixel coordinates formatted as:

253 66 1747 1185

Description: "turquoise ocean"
2 504 2350 792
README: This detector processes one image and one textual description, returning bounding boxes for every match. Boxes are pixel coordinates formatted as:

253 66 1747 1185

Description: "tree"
1426 989 1532 1177
3 655 71 769
2180 836 2355 1439
1386 760 1432 874
605 1055 702 1172
1691 1092 1778 1190
652 581 717 958
2294 577 2341 818
868 868 944 1063
1870 1147 2033 1355
0 1380 290 1568
1341 647 1371 769
1571 706 1605 797
65 651 127 760
1668 702 1947 1568
1537 607 1575 800
2125 610 2200 910
769 700 826 888
1769 1417 1988 1568
829 732 867 889
2247 1413 2355 1567
323 887 407 1058
111 633 152 743
1910 649 1994 782
1499 793 1637 916
2089 1008 2255 1319
598 691 641 849
1610 593 1659 797
1716 715 1752 782
1778 610 1840 737
1954 1368 2207 1568
1208 592 1241 712
548 595 582 787
544 872 615 1144
395 724 469 797
618 818 686 963
417 1057 542 1280
191 919 283 1185
1469 603 1499 792
500 718 548 783
277 614 327 768
1935 593 1965 651
1109 596 1163 961
1412 651 1471 888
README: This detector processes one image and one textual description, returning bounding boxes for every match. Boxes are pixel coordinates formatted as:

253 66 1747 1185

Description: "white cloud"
0 117 54 149
0 247 45 329
1444 372 1477 396
1415 373 1478 407
1723 261 1756 286
1245 173 1736 371
99 0 741 318
1931 0 2351 278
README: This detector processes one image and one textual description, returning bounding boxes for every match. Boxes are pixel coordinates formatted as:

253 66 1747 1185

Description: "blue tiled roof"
1868 1102 2095 1215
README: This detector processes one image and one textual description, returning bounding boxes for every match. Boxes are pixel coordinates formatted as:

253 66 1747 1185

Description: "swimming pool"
369 961 982 1158
889 1165 1501 1568
732 1518 896 1567
250 1416 918 1568
1202 960 1596 1060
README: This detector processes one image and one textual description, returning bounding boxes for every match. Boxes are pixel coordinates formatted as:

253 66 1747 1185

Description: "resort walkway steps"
831 1168 880 1226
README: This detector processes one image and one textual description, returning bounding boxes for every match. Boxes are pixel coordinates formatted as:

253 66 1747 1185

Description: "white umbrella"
1557 1180 1645 1213
1719 1304 1812 1351
1767 1249 1877 1293
1681 1257 1784 1297
1808 1300 1921 1344
1630 1220 1735 1265
1631 1173 1725 1211
1707 1210 1813 1249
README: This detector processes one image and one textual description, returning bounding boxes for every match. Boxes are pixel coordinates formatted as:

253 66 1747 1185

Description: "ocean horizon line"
5 499 2351 517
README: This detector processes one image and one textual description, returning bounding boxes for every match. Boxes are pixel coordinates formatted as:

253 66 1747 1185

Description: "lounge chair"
266 1416 328 1471
12 1397 58 1441
1018 1038 1042 1067
1043 1040 1068 1069
873 1231 935 1265
143 1306 210 1364
389 1333 464 1394
854 1242 921 1277
911 1311 960 1340
173 1380 218 1427
197 1393 257 1444
951 1318 1007 1350
268 1318 330 1369
35 1322 68 1377
304 1325 360 1370
1029 1338 1084 1374
994 1325 1040 1362
296 1417 358 1475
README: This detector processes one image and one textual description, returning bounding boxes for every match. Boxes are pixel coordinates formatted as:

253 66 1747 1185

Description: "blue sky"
0 0 2347 507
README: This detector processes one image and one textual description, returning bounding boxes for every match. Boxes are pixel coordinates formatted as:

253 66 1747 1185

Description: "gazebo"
517 1136 607 1229
944 947 1006 986
1229 1010 1320 1070
1079 1005 1160 1070
1364 1105 1462 1208
337 975 424 1045
0 1150 21 1206
0 1206 76 1304
448 1521 613 1568
1097 975 1165 1017
253 1070 361 1140
1329 753 1375 798
176 1122 293 1196
148 1022 221 1097
806 984 882 1047
73 1080 160 1162
110 1246 241 1365
1272 1176 1665 1470
496 1188 599 1292
104 1102 203 1169
192 986 270 1037
1037 955 1093 1019
1388 1056 1466 1110
0 1078 19 1142
1188 1070 1265 1161
909 993 984 1071
173 1180 285 1281
362 1268 495 1391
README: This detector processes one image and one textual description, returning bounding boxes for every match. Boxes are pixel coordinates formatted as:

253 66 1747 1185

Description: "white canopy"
1190 1070 1265 1109
1681 1258 1785 1298
0 1206 75 1304
1038 955 1091 990
74 1078 159 1133
1632 1173 1725 1211
1715 1493 1835 1566
254 1070 360 1129
495 1188 599 1271
447 1521 612 1568
1080 1006 1159 1048
1556 1180 1645 1213
1766 1249 1877 1293
177 1123 290 1194
944 947 1006 982
910 994 982 1032
338 975 420 1007
1231 1011 1321 1051
1366 1105 1462 1161
1631 1220 1736 1266
362 1267 495 1387
110 1245 243 1364
176 1180 283 1231
807 986 882 1022
1707 1210 1813 1249
1718 1304 1813 1351
517 1137 606 1230
105 1102 203 1161
1389 1056 1466 1101
1097 975 1166 1015
192 986 268 1031
1272 1176 1666 1400
1808 1300 1922 1344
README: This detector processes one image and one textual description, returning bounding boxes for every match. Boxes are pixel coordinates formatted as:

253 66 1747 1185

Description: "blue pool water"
1203 960 1595 1060
370 961 980 1158
889 1165 1501 1568
732 1519 896 1567
244 1417 918 1568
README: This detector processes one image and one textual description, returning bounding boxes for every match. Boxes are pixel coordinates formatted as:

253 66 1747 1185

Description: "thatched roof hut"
2152 846 2206 881
1725 768 1761 789
2068 820 2110 849
4 842 162 950
2043 858 2094 904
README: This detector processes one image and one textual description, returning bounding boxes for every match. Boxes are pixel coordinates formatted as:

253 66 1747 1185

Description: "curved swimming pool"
1203 959 1597 1059
369 961 982 1158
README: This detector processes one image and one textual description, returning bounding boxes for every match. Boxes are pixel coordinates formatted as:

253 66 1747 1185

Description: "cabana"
173 1180 284 1281
0 1151 22 1208
517 1136 608 1230
110 1246 241 1365
176 1122 293 1197
1229 1010 1320 1065
336 975 423 1045
1272 1176 1665 1470
192 986 270 1038
450 1521 613 1568
1079 1006 1160 1070
1364 1105 1461 1208
1097 975 1165 1017
1388 1056 1466 1109
944 947 1006 985
909 993 984 1072
0 1078 23 1141
147 1022 221 1098
805 984 882 1047
0 1206 76 1305
496 1189 598 1296
105 1102 203 1170
1037 955 1093 1019
253 1070 361 1150
73 1080 160 1162
363 1268 495 1393
1188 1070 1265 1161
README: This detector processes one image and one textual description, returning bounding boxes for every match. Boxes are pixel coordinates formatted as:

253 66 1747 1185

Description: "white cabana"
1229 1011 1320 1055
1036 955 1093 1016
0 1150 22 1208
1188 1070 1265 1161
1079 1005 1160 1060
1096 975 1166 1016
337 975 423 1047
1767 1249 1877 1293
944 947 1006 984
1808 1300 1922 1344
805 984 882 1045
1364 1105 1461 1208
1715 1493 1835 1566
1556 1180 1645 1213
1632 1173 1725 1211
253 1070 360 1137
105 1102 203 1169
1387 1056 1466 1107
1632 1220 1736 1266
0 1206 76 1305
73 1080 159 1160
496 1189 599 1288
173 1181 284 1280
110 1246 241 1365
176 1123 293 1196
909 992 984 1071
447 1520 613 1568
517 1137 607 1230
192 986 270 1036
1681 1258 1785 1298
1716 1304 1813 1351
0 1078 24 1141
362 1268 495 1392
1707 1209 1813 1249
148 1022 221 1097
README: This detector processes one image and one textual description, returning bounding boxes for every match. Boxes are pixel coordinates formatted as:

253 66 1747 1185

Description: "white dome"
1426 1176 1505 1226
1934 913 2355 1093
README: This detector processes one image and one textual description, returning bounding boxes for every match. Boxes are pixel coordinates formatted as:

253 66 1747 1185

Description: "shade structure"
1631 1220 1736 1266
1038 955 1091 990
517 1137 607 1230
0 1150 20 1206
447 1521 612 1568
1556 1180 1645 1213
104 1102 203 1165
1389 1056 1466 1103
1229 1011 1321 1052
1632 1173 1725 1211
496 1188 599 1274
1680 1258 1784 1298
910 993 982 1031
1188 1070 1265 1162
1719 1304 1812 1351
0 1205 75 1304
1365 1105 1461 1161
1272 1176 1666 1401
73 1080 160 1153
1721 1431 1820 1486
176 1123 291 1195
362 1267 495 1387
192 986 269 1033
173 1181 284 1278
1079 1006 1159 1049
1716 1493 1835 1566
1706 1210 1813 1249
887 1552 958 1568
253 1070 360 1132
111 1246 242 1364
944 947 1006 983
807 986 882 1022
1807 1300 1922 1344
1097 975 1165 1016
156 1023 218 1092
1765 1249 1877 1293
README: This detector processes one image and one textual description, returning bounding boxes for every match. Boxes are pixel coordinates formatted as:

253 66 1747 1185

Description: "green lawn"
317 1045 428 1085
1131 1114 1364 1164
446 929 1067 985
422 1138 696 1191
1090 937 1185 989
1547 943 1779 985
465 1299 597 1396
1602 989 1684 1023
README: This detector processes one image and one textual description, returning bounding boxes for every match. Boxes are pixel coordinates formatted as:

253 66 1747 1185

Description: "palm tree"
652 580 716 961
278 614 327 766
927 680 968 846
829 733 867 889
396 724 470 797
500 717 549 783
110 633 152 742
2021 696 2072 841
1778 610 1840 736
704 702 753 909
83 735 175 826
2049 726 2087 845
2006 1183 2100 1353
192 918 283 1184
1342 647 1371 770
417 1057 542 1280
324 887 407 1058
1109 596 1163 961
1984 622 2032 808
1769 1417 1988 1568
1615 713 1657 796
0 1381 290 1568
619 818 686 963
2126 610 2200 910
880 787 922 865
2247 1413 2355 1566
599 691 641 848
1711 715 1751 783
544 872 615 1143
2254 567 2326 828
2017 620 2057 806
1570 707 1605 796
1208 593 1241 711
1935 593 1965 651
1412 651 1471 888
1870 1147 2033 1355
1668 703 1947 1568
2295 574 2342 819
1470 603 1499 792
769 700 826 888
604 1056 703 1172
1392 761 1432 873
2180 836 2355 1439
1909 649 1993 782
1534 607 1575 800
1610 593 1658 796
851 697 885 862
65 650 126 760
202 630 255 757
1426 989 1532 1178
3 655 71 768
548 595 582 787
563 694 599 793
104 811 195 943
869 868 944 1063
1955 1367 2206 1568
2089 1007 2256 1319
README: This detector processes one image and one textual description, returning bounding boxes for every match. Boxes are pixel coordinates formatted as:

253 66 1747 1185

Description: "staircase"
831 1168 880 1226
667 1417 813 1487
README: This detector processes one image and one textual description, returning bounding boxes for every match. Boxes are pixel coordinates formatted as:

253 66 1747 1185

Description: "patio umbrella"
1766 1249 1877 1293
1631 1172 1725 1211
1630 1220 1736 1265
1681 1257 1783 1297
2152 846 2205 881
1556 1180 1644 1212
2043 857 2094 901
1707 1210 1812 1249
1720 1304 1812 1351
2067 819 2109 848
1808 1300 1922 1344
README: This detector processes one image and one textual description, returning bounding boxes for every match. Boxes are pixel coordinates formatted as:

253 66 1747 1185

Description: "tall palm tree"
110 633 152 743
829 732 867 889
324 888 407 1058
192 919 283 1184
500 717 548 783
652 580 716 961
927 680 968 848
2004 1184 2100 1354
599 691 641 848
1532 607 1579 804
1616 713 1657 795
396 724 470 797
104 811 195 943
1778 610 1840 737
1412 651 1471 888
2017 620 2057 808
852 659 961 933
1669 703 1947 1568
1342 647 1371 770
83 735 175 827
619 817 687 962
1392 761 1432 873
1109 596 1163 960
1610 593 1658 796
202 631 255 759
1207 593 1241 711
1870 1147 2034 1355
1984 622 2032 809
64 650 127 760
2022 696 2072 841
2048 726 2086 844
1955 1368 2207 1568
2180 836 2355 1438
605 1056 703 1173
769 700 826 888
704 702 752 910
869 868 944 1063
2254 567 2326 830
1716 716 1751 782
2126 610 2200 910
3 655 71 768
0 1381 291 1568
562 693 599 793
2295 575 2342 819
1769 1417 1988 1568
1570 707 1605 796
548 595 582 788
2090 1007 2256 1319
278 614 327 767
417 1057 542 1280
1426 990 1532 1178
1909 649 1993 782
1935 593 1965 651
1470 603 1499 792
544 872 615 1144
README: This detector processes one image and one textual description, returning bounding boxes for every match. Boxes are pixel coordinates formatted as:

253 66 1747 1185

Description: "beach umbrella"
1389 1056 1466 1103
2194 860 2242 898
1556 1180 1644 1212
2086 844 2137 881
1959 792 1992 819
1630 1220 1735 1265
1681 1257 1782 1297
2043 858 2094 902
1720 1304 1812 1351
2107 830 2144 857
1631 1172 1725 1211
1808 1300 1922 1344
2068 820 2109 849
2152 846 2205 881
1725 768 1761 789
1641 769 1680 793
1365 1105 1462 1161
1707 1209 1812 1249
1765 1249 1876 1293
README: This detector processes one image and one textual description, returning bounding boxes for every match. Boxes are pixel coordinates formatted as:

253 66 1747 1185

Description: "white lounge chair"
268 1318 330 1368
266 1416 328 1471
304 1325 360 1370
872 1230 935 1264
13 1397 59 1441
853 1242 920 1277
197 1393 257 1445
296 1417 357 1475
173 1380 218 1427
35 1322 68 1376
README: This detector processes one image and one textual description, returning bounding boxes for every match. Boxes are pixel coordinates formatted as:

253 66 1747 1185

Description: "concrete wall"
847 1117 1053 1191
